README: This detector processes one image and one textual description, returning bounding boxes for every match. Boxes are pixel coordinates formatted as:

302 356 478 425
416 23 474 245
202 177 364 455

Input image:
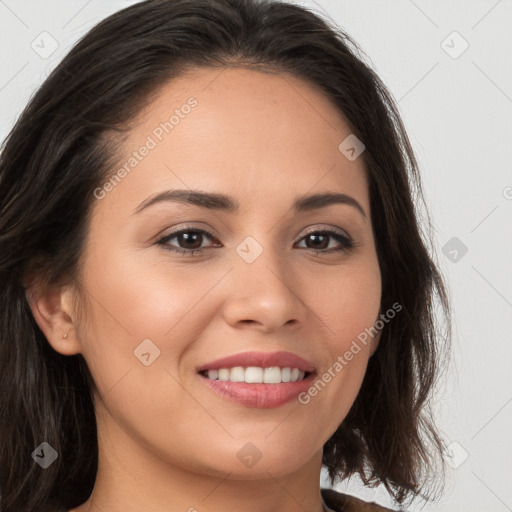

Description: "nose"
221 245 308 333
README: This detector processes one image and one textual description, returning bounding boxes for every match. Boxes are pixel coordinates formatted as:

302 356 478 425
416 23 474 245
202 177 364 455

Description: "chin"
192 441 317 480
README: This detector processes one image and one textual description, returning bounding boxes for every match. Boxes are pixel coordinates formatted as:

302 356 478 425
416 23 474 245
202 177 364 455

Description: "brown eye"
156 227 355 257
295 230 354 254
157 228 220 256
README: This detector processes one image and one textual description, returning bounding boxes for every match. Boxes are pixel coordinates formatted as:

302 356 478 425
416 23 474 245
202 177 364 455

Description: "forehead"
96 66 369 217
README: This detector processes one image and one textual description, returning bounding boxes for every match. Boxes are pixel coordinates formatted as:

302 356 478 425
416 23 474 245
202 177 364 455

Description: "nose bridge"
235 233 287 287
222 233 305 331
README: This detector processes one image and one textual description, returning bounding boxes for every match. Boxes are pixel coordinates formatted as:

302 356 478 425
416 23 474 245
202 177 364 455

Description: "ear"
25 281 82 356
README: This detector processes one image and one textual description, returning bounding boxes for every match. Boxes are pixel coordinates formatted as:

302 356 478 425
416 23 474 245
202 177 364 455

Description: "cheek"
302 254 381 424
75 252 233 467
77 244 253 415
75 248 210 392
316 252 382 349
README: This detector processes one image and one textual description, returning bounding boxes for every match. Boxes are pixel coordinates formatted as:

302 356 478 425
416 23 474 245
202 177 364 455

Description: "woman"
0 1 451 511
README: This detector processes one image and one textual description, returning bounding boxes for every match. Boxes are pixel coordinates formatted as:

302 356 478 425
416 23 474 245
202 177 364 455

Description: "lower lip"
198 373 315 408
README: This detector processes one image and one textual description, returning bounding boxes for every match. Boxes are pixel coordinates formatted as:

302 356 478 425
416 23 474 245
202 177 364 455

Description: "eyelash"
156 226 356 257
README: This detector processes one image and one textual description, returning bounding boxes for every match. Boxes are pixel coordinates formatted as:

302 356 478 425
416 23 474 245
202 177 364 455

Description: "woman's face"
65 67 381 479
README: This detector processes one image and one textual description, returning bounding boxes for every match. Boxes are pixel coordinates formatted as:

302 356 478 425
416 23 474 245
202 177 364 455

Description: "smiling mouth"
198 366 311 384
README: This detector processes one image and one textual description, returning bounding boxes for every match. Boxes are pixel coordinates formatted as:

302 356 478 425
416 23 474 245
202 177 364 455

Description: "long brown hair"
0 1 451 510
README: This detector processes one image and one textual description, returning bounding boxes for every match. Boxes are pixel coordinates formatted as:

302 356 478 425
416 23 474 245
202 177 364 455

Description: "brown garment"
321 488 398 512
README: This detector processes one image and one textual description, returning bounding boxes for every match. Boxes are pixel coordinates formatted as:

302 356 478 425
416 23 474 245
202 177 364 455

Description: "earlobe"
25 283 81 356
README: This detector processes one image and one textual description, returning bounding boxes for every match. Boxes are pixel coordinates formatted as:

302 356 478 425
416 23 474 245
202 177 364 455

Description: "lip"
196 350 316 373
196 350 317 409
199 376 315 408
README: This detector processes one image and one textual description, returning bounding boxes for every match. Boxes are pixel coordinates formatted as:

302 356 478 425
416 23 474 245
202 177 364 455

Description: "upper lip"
196 350 316 373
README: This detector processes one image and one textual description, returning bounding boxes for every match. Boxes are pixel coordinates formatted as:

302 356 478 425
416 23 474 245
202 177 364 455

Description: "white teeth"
263 367 281 384
230 366 245 382
245 367 263 383
207 369 218 380
203 366 307 383
218 369 230 381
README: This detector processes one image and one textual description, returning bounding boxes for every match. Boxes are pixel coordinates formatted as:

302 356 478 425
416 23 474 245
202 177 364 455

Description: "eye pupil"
179 232 202 249
307 233 328 249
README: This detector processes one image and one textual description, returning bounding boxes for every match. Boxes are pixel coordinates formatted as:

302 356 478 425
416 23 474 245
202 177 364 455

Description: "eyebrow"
133 189 368 219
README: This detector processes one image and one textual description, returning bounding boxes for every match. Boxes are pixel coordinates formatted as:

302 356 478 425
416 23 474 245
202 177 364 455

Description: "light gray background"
1 1 511 511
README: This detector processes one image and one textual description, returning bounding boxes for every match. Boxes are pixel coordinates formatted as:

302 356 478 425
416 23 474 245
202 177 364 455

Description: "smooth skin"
29 67 382 512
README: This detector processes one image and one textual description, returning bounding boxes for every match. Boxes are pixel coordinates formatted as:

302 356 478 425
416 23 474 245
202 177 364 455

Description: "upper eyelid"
300 225 350 238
